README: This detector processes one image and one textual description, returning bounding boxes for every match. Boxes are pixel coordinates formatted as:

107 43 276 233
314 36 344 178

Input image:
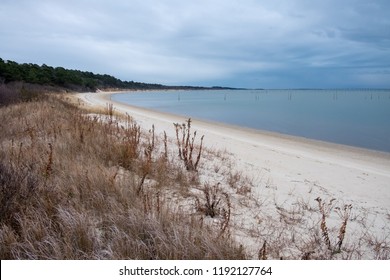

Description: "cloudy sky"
1 0 389 88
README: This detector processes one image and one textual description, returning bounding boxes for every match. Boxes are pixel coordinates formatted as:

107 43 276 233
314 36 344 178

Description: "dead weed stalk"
315 197 333 250
335 204 353 252
315 197 353 254
137 125 155 195
174 118 204 171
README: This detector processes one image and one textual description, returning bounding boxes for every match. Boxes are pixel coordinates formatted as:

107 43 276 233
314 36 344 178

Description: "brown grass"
0 95 245 259
1 92 389 260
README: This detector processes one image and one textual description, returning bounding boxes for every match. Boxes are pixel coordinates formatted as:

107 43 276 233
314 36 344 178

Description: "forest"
0 57 169 91
0 58 236 105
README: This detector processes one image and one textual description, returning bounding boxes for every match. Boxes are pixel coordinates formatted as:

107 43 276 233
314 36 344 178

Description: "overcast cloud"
1 0 389 88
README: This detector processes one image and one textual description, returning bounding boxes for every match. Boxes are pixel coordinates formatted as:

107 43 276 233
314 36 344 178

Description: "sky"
1 0 389 88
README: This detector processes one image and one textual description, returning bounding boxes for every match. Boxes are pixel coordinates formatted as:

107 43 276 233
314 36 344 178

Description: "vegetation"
0 93 245 259
1 59 389 260
0 57 169 92
0 57 238 105
174 118 204 171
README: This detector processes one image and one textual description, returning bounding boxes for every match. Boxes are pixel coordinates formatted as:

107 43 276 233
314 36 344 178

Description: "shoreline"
75 91 390 247
110 90 390 156
82 91 390 161
76 91 390 207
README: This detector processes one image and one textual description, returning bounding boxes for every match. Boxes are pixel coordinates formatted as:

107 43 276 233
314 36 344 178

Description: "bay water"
112 89 390 153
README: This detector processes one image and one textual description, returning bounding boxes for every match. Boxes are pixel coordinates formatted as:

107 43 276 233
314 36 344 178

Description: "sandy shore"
76 91 390 257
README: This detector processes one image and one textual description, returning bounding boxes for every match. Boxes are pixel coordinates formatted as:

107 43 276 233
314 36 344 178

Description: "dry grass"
1 92 389 260
0 95 245 259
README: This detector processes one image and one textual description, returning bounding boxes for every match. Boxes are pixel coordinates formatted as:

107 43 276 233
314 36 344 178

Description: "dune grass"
1 89 389 260
0 94 245 259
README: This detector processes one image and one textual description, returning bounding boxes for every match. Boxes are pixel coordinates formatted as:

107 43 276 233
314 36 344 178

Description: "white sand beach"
76 91 390 258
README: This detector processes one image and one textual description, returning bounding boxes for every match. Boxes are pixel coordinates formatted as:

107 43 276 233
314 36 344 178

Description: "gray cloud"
1 0 389 88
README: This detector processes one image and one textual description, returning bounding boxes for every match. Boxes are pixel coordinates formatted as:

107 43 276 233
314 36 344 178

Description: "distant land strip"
0 57 242 93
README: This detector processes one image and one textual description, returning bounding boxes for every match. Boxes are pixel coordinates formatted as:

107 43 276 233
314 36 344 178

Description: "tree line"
0 58 239 105
0 58 171 91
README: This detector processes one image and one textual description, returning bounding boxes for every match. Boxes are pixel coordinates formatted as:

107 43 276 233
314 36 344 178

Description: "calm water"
112 89 390 152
